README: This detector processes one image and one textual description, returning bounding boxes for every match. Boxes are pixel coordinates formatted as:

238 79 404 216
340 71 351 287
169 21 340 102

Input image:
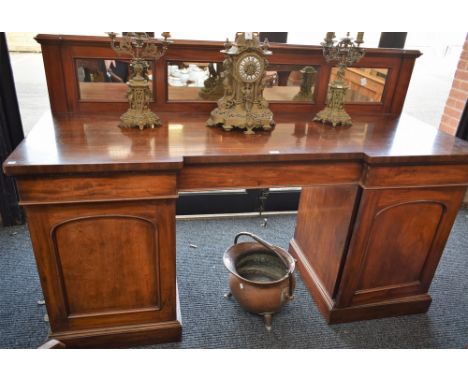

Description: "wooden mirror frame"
36 34 421 116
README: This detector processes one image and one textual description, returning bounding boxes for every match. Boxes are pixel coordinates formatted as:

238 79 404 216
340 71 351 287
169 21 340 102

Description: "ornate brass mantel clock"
207 32 275 134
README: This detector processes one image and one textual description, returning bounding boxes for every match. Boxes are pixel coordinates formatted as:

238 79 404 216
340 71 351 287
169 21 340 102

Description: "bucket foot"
263 313 273 331
224 291 232 299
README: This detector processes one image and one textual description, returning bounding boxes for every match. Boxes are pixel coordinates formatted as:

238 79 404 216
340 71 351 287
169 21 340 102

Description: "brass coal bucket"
223 232 296 331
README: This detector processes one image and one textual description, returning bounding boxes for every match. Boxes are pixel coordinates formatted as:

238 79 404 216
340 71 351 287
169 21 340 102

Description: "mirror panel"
167 61 319 103
76 58 154 101
329 67 388 103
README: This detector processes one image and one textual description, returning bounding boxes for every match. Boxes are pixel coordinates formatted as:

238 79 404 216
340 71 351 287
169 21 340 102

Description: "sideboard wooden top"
4 112 468 176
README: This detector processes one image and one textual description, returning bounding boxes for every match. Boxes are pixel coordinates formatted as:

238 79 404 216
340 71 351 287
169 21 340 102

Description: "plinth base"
47 284 183 348
289 239 432 324
49 320 182 349
119 109 162 130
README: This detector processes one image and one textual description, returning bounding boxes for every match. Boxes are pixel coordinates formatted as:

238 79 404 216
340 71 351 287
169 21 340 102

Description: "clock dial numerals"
238 54 263 83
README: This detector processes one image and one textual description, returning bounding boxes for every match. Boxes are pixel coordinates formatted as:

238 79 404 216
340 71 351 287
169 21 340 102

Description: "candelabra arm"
142 44 168 60
109 37 135 58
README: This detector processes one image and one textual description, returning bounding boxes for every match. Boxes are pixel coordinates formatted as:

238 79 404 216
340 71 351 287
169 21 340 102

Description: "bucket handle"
234 232 295 299
234 232 283 258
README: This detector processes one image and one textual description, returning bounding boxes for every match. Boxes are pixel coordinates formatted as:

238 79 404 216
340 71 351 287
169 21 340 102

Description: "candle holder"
314 32 365 127
107 32 172 130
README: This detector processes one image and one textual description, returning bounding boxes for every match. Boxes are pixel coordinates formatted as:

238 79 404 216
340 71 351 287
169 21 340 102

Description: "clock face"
237 54 263 83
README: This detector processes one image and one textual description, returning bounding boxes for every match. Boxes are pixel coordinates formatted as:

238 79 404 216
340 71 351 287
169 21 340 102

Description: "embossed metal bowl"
223 232 295 331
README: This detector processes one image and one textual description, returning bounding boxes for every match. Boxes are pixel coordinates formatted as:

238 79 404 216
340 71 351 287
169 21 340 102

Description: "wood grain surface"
4 112 468 177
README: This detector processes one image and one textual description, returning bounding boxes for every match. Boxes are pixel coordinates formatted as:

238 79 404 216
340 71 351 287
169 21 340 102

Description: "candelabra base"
119 109 162 130
314 81 352 127
313 107 352 127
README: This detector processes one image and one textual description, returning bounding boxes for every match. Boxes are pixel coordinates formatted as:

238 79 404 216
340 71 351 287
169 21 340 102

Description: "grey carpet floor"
1 209 467 349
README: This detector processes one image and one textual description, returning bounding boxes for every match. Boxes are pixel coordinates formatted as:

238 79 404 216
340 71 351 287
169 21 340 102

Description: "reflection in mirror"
167 62 223 101
329 67 388 103
264 64 318 102
76 58 154 101
167 61 319 103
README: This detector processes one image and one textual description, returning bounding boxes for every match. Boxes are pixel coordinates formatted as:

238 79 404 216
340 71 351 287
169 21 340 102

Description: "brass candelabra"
314 32 365 127
107 32 172 130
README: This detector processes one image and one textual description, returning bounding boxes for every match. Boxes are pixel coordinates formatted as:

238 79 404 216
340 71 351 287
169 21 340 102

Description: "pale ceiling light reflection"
168 123 185 157
107 145 132 159
389 114 437 156
168 124 184 131
25 113 59 163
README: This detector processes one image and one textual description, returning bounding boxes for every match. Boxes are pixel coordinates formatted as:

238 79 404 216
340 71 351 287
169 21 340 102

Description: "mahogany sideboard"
3 111 468 348
3 35 468 348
